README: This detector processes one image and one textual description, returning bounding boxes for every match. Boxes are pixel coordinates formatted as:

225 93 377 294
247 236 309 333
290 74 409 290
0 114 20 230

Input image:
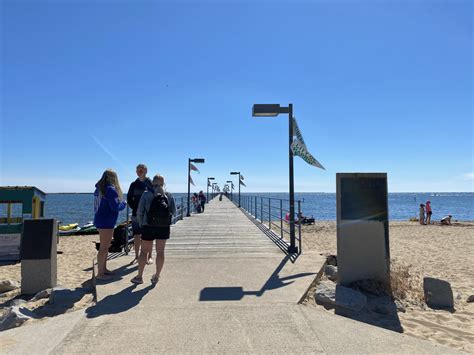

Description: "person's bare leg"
136 240 153 279
147 247 153 265
132 234 141 263
97 229 114 279
154 240 167 279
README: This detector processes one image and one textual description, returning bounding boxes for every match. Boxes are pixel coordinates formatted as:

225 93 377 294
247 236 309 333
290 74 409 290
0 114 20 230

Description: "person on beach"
131 174 176 284
425 200 432 224
94 169 127 280
198 190 206 212
419 204 426 225
441 215 452 225
127 164 154 265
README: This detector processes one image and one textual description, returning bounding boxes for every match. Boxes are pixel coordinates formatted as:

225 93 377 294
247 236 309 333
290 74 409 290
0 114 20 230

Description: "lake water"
2 192 471 226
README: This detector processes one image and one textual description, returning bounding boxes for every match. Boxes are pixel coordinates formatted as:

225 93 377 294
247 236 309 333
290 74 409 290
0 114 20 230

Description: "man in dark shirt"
127 164 154 264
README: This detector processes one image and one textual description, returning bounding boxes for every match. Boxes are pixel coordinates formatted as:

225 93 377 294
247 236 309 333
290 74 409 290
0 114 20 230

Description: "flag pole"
187 158 191 217
288 103 297 254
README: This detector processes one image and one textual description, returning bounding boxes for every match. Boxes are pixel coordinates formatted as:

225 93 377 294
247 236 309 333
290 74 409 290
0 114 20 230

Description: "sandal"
131 276 143 284
146 258 154 265
151 274 160 284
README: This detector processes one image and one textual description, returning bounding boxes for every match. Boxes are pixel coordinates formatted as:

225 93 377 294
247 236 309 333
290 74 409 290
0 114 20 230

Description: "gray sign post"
20 219 58 294
336 173 390 287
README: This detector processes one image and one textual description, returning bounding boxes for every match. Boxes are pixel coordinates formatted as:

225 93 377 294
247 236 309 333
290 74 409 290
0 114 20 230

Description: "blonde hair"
152 174 166 195
96 169 123 199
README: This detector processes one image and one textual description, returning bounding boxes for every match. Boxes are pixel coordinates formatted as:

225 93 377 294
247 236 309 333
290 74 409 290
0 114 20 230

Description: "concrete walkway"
0 198 459 353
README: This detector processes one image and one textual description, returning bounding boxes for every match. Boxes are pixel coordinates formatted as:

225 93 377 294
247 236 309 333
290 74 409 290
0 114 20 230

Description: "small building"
0 186 46 262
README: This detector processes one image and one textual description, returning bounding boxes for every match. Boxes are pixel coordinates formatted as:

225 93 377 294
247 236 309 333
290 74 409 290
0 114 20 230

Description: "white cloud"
463 172 474 180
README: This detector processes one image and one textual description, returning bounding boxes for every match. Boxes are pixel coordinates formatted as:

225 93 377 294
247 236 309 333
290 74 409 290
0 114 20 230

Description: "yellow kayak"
59 223 79 231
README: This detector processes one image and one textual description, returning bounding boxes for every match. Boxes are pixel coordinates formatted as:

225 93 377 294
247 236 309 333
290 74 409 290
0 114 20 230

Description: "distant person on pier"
419 204 426 225
94 169 127 280
127 164 154 265
193 193 201 213
132 174 176 284
198 191 206 212
425 201 432 224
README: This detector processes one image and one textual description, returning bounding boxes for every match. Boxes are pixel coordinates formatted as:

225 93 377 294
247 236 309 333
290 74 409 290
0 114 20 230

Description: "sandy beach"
1 234 99 290
300 221 474 353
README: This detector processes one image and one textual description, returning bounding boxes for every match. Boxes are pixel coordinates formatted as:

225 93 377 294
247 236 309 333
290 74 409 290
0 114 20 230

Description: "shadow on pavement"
199 255 315 301
86 283 155 318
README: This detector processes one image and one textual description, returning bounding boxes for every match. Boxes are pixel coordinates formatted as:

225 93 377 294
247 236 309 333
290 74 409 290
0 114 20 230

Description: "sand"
299 221 474 353
0 234 100 321
1 234 99 290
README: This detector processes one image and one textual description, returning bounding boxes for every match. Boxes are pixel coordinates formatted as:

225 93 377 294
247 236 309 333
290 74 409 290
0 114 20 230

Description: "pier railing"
229 194 302 254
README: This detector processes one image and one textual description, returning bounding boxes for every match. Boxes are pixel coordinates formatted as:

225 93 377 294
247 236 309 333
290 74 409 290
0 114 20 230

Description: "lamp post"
252 103 298 254
187 158 205 217
212 183 217 199
207 177 215 203
230 172 241 207
226 180 233 201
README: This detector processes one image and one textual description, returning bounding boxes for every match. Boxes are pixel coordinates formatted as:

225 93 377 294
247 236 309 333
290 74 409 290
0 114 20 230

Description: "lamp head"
252 104 288 117
191 158 205 163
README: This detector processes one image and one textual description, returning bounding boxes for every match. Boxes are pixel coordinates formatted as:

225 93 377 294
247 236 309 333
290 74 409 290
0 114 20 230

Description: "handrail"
229 193 302 254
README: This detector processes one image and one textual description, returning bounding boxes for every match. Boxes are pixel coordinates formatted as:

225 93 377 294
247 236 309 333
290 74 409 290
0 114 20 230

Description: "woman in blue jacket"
94 169 127 280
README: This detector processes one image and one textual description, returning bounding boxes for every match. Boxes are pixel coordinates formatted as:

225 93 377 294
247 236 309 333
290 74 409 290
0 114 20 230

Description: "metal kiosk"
0 186 46 262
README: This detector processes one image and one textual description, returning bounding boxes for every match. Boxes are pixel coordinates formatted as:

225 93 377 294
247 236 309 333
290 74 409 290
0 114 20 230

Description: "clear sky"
1 0 472 193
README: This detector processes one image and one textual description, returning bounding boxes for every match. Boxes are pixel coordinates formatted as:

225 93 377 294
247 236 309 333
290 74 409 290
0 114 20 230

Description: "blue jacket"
93 184 127 229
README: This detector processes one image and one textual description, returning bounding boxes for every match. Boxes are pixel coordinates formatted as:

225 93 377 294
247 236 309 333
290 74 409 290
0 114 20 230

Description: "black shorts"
427 211 432 215
141 225 170 241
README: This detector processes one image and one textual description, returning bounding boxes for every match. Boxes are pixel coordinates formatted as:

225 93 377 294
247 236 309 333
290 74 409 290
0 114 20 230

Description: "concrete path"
0 198 460 354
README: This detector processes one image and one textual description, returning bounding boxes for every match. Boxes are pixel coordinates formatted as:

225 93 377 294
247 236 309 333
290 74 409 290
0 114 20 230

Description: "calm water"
1 192 472 225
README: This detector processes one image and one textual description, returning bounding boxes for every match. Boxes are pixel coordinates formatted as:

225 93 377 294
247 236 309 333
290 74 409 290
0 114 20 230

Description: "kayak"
58 226 81 235
59 223 79 231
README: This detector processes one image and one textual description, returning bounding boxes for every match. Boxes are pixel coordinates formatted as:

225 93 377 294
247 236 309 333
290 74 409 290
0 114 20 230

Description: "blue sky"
1 0 472 193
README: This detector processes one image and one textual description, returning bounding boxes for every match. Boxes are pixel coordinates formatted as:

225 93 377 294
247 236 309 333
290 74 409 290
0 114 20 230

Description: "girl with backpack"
94 169 127 280
131 174 176 284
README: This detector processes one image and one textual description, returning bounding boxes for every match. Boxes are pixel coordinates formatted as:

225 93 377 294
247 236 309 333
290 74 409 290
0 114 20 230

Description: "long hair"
96 169 123 199
152 174 166 195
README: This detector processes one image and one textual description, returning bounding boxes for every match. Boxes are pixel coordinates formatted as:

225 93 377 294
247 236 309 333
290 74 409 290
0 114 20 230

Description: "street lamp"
212 182 218 199
230 172 241 207
187 158 205 217
226 180 234 201
252 103 298 254
207 177 215 203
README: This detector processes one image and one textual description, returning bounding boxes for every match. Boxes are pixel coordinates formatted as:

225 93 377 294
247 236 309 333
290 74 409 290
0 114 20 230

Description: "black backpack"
147 193 171 227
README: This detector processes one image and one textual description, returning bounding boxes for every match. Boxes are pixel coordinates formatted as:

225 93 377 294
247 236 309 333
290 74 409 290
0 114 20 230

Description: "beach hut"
0 186 46 262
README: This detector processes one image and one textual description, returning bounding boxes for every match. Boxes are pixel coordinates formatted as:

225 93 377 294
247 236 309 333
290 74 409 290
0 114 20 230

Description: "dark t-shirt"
127 178 154 216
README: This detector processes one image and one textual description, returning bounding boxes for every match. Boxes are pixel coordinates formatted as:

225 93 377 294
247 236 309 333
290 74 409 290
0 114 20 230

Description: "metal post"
206 179 209 204
288 103 298 253
268 198 271 229
255 196 257 218
298 199 302 254
187 159 191 217
238 173 241 207
280 199 283 239
260 197 263 223
180 197 184 220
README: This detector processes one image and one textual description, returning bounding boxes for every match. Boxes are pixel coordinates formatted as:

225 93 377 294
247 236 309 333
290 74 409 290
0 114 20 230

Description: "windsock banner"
291 117 325 170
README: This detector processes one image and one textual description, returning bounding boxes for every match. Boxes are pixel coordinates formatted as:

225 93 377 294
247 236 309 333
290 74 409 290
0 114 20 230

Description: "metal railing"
229 194 302 254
